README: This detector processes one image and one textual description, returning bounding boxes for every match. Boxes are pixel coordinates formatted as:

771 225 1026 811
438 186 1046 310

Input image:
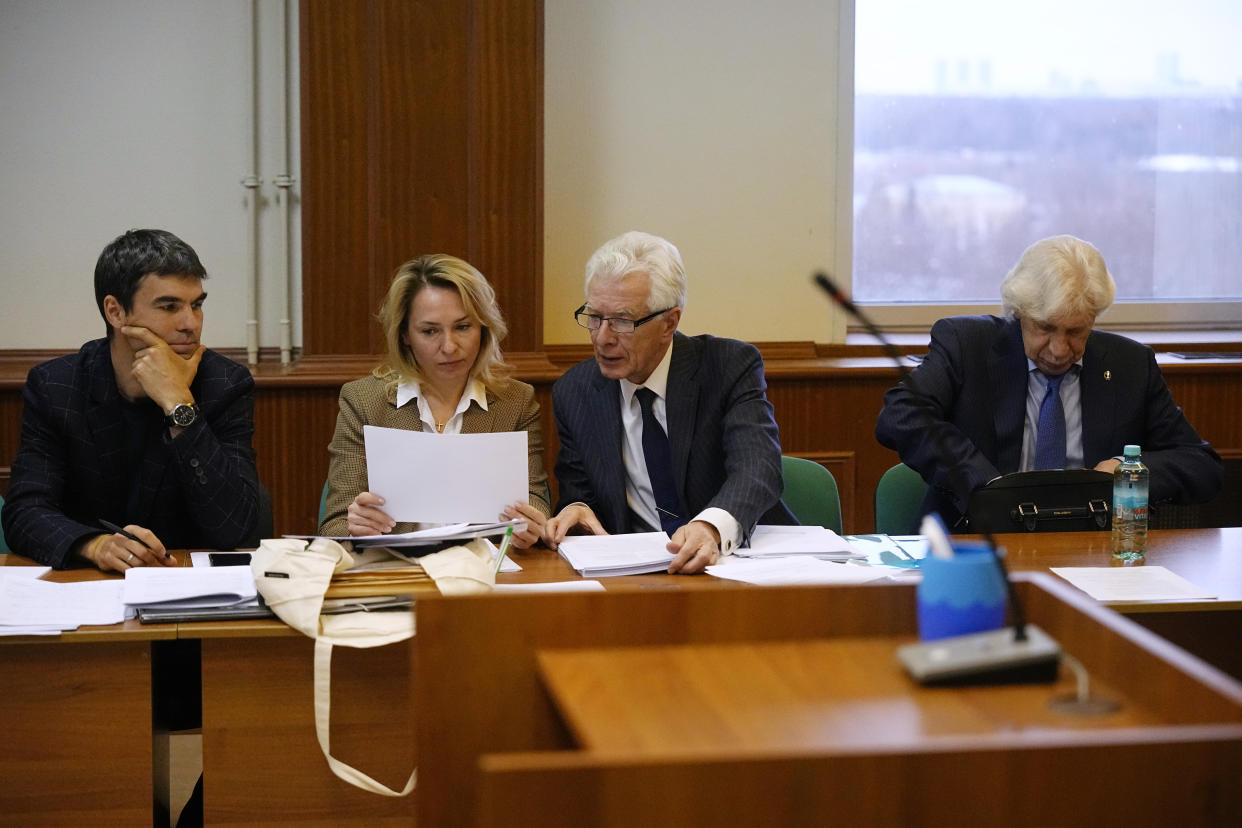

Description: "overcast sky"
856 0 1242 96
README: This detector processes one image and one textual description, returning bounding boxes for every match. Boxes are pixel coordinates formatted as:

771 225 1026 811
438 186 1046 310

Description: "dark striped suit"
875 315 1223 527
552 332 794 537
1 338 260 568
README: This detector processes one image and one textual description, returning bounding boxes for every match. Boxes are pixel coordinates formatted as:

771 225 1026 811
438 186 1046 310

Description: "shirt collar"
619 339 674 406
396 377 490 412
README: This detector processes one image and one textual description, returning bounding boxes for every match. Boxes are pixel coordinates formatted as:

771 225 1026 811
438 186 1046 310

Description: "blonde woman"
320 254 550 547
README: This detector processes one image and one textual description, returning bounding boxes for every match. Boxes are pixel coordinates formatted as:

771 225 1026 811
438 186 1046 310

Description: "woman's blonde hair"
374 254 512 391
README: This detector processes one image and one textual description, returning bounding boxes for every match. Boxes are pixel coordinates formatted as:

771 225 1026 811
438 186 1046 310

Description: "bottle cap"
1123 444 1141 458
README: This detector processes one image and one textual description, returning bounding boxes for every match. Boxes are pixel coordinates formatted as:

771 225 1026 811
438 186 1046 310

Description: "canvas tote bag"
250 537 496 795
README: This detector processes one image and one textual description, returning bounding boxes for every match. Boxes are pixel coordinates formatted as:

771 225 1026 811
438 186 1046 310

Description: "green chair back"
0 494 10 555
780 456 843 533
318 480 330 528
874 462 929 535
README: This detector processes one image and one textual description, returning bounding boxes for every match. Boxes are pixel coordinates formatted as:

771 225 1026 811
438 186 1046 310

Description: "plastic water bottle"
1111 444 1149 561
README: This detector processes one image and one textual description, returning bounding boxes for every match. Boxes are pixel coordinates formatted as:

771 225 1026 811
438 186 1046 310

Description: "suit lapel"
664 333 697 494
586 368 627 531
86 343 132 507
989 320 1028 473
461 388 500 435
1079 333 1113 463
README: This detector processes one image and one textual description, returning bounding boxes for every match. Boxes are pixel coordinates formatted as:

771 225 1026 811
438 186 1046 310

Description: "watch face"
170 404 198 427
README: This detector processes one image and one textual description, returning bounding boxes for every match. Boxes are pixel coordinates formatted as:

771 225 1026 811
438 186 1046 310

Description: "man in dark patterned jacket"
2 228 260 570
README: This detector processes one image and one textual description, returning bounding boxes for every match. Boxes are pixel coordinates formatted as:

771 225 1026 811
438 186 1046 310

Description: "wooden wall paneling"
470 0 543 354
1164 366 1242 453
0 389 21 496
299 0 375 356
299 0 541 358
251 384 344 536
765 371 900 534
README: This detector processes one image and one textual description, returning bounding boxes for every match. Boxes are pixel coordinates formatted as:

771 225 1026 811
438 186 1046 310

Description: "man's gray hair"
584 230 687 312
1000 235 1115 322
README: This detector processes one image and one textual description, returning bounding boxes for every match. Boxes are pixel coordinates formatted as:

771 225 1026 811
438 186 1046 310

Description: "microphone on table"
814 272 1060 684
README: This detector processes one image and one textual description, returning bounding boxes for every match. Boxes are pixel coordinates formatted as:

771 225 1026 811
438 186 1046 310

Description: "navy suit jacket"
1 338 261 568
552 332 794 537
874 315 1222 527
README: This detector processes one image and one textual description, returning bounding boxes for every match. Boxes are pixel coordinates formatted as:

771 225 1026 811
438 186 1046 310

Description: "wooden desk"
985 528 1242 679
191 620 417 826
413 575 1242 827
6 528 1241 825
991 527 1242 610
192 550 737 825
0 556 175 825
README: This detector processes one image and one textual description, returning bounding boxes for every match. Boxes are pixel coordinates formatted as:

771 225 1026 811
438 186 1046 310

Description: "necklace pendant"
436 422 445 434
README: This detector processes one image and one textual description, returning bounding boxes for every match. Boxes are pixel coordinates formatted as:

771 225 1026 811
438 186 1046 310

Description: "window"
849 0 1242 329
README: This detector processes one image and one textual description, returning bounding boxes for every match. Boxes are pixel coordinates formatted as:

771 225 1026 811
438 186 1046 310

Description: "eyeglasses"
573 304 674 334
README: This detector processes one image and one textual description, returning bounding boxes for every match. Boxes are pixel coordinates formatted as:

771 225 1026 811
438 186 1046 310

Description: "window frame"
836 0 1242 334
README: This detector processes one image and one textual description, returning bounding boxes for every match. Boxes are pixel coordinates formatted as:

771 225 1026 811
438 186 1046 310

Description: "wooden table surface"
537 635 1171 755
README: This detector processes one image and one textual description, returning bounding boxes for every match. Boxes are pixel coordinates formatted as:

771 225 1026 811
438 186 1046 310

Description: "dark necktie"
635 387 686 535
1034 372 1066 470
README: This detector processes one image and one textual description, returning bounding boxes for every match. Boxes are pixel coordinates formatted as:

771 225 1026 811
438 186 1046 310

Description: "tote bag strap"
313 639 417 797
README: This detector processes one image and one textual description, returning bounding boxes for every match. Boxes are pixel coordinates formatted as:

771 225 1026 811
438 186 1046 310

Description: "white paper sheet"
122 566 258 608
0 577 126 629
557 532 675 576
707 556 893 586
1051 565 1216 602
0 566 52 580
363 425 527 523
492 580 605 593
736 525 865 559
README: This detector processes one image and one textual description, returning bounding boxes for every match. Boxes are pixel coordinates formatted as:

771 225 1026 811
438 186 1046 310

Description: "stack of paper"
287 519 523 549
557 532 674 577
707 556 892 586
0 569 126 634
734 525 865 560
122 566 258 610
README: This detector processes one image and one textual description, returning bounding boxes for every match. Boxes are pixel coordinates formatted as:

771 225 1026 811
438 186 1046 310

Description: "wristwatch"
165 402 200 428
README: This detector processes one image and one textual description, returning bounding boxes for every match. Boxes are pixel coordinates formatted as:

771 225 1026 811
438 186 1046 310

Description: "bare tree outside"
853 0 1242 306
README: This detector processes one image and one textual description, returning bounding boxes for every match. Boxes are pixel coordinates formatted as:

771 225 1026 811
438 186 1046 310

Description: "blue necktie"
1034 372 1066 470
635 387 686 535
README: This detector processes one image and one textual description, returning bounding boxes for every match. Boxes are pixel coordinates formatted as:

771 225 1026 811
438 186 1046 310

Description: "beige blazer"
319 372 551 536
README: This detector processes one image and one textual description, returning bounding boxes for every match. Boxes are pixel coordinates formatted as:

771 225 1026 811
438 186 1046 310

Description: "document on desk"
557 532 675 577
841 534 929 569
290 519 525 549
0 576 126 632
493 580 605 593
735 525 865 560
363 425 527 523
707 556 892 586
1051 565 1216 602
122 566 259 609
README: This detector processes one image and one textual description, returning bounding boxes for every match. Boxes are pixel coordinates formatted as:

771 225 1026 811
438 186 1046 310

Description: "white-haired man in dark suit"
543 230 795 574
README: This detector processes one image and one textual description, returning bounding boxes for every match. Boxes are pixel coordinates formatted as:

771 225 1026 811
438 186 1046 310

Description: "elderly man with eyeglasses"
542 230 795 574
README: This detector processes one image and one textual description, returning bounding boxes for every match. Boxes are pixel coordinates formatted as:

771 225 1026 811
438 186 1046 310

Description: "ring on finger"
127 552 135 563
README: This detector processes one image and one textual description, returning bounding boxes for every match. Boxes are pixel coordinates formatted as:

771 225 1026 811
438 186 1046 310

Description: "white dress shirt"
396 377 489 434
617 344 741 554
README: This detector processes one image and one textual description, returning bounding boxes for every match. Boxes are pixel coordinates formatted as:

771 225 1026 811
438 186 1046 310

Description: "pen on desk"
99 518 170 558
493 525 515 575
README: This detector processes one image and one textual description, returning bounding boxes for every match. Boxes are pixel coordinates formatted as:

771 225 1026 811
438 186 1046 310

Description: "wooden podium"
414 574 1242 827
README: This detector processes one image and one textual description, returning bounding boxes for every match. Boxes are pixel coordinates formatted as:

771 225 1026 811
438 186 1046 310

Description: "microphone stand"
815 273 1060 683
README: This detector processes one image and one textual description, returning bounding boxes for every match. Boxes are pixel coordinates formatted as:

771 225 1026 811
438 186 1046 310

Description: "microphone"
815 272 1059 684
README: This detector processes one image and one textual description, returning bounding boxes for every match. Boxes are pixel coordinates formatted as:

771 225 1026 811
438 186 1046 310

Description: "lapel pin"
1104 370 1111 381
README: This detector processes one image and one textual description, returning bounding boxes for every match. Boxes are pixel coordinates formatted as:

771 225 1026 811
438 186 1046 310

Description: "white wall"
543 0 847 345
1 0 842 350
0 0 300 351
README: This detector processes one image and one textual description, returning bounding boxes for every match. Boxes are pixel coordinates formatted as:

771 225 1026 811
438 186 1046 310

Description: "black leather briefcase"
966 470 1113 533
